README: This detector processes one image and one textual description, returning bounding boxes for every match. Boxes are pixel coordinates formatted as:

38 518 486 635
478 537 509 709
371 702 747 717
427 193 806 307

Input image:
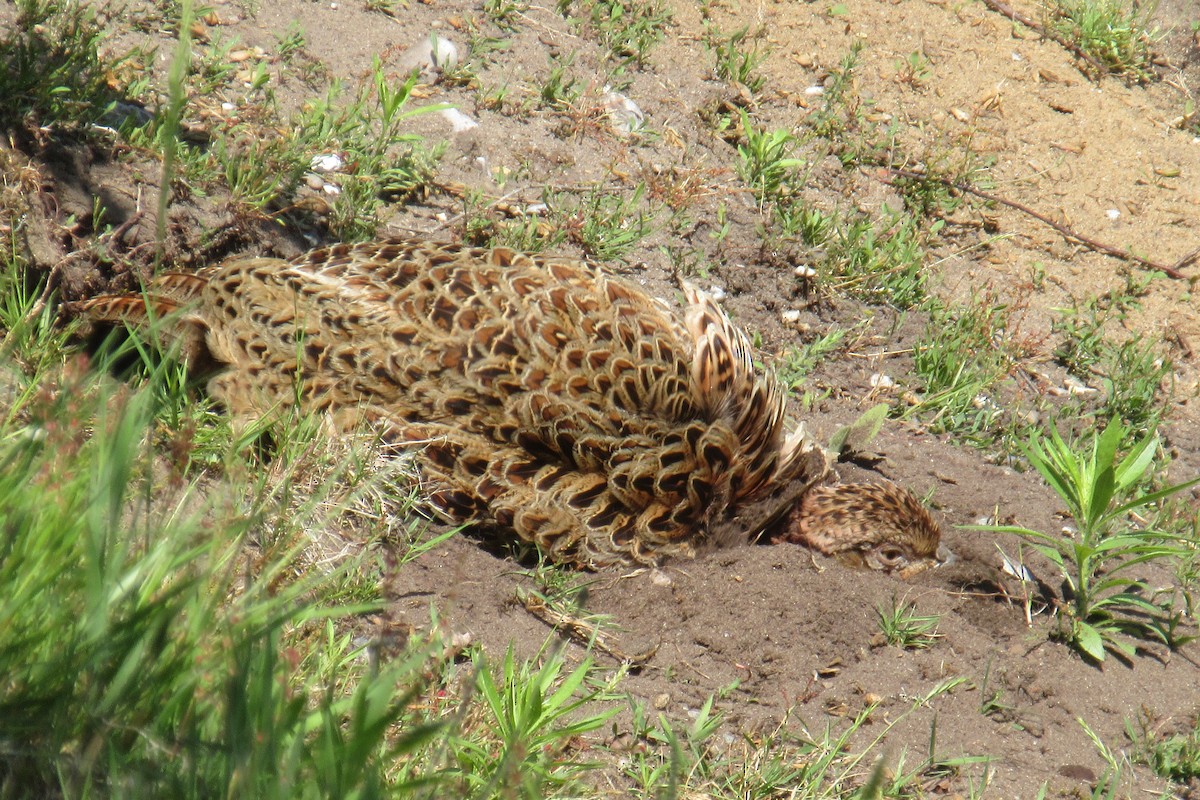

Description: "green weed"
1053 289 1172 436
1126 710 1200 783
735 109 804 204
707 25 767 93
0 0 134 127
1051 0 1158 80
979 419 1199 662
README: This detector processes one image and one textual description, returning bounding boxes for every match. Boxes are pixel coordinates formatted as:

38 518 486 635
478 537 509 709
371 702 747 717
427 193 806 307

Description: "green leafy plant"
982 419 1199 661
460 644 621 796
735 109 804 204
1126 711 1200 783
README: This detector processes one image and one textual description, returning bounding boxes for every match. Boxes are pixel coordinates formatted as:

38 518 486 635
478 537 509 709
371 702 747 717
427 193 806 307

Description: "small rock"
781 309 802 324
869 373 895 389
708 285 727 303
653 693 670 709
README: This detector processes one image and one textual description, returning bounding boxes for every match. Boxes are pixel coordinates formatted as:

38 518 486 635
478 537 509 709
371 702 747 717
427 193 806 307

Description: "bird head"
781 482 950 578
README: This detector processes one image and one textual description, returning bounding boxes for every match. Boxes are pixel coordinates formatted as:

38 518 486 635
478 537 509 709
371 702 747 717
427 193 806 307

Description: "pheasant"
72 238 945 574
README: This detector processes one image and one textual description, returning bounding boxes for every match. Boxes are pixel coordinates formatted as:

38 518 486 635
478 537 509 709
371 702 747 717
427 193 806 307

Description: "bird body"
73 238 943 572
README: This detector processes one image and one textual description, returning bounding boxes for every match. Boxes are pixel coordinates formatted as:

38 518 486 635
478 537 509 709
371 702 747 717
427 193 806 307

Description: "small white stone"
781 309 802 324
804 85 824 96
221 102 235 112
869 373 895 389
321 182 340 196
709 285 727 302
794 264 817 278
1106 208 1121 220
523 202 548 216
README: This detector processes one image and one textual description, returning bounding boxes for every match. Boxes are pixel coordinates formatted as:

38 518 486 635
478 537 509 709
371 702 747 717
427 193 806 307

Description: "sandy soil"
9 0 1200 795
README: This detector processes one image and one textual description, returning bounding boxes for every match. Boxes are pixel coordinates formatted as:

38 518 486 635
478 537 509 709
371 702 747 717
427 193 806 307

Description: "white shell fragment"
399 34 460 74
310 153 345 173
601 88 645 134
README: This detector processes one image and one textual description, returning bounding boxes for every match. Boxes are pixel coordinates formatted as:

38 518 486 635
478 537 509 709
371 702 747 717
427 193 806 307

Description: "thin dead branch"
884 167 1192 280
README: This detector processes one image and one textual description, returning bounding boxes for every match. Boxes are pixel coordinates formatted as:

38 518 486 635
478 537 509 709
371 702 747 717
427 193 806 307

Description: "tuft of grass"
568 0 672 69
908 292 1023 440
707 25 767 93
977 419 1199 662
876 596 942 649
735 109 804 205
0 356 446 798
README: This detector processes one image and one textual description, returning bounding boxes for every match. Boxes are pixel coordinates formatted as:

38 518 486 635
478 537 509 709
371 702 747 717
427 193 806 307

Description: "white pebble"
781 309 802 324
869 373 895 389
709 285 727 302
804 85 824 96
1106 208 1121 220
794 264 817 279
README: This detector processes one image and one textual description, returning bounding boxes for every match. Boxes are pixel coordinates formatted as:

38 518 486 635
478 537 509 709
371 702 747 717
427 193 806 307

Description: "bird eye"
877 546 906 566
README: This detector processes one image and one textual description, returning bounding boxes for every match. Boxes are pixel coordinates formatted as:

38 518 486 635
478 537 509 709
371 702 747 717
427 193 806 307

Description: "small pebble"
781 309 802 324
708 285 727 303
869 373 895 389
794 264 817 279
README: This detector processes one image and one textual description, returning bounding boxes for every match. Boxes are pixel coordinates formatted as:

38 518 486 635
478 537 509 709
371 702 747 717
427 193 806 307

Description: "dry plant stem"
979 0 1108 77
885 168 1190 280
517 588 658 667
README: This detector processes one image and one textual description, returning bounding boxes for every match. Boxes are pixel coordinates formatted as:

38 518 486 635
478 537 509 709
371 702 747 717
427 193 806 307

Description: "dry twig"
884 168 1192 280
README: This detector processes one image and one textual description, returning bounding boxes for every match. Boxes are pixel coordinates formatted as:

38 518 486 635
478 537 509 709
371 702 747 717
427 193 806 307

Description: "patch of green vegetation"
706 25 767 93
908 293 1024 441
0 0 142 127
1127 711 1200 784
561 0 671 68
568 183 656 261
736 109 805 205
621 679 973 797
776 327 847 390
978 420 1199 662
876 595 942 649
1053 282 1173 436
1050 0 1158 81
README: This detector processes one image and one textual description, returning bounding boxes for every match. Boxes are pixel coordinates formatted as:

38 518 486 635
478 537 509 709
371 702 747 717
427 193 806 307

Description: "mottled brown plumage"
72 238 944 573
